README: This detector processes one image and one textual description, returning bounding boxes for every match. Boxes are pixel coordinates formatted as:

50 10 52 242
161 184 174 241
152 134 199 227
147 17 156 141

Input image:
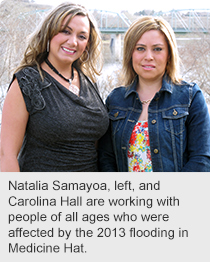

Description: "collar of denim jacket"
124 74 173 99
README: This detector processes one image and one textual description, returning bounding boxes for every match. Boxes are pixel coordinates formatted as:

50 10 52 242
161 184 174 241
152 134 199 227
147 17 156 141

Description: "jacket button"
154 149 159 154
151 119 156 124
114 112 119 117
173 109 178 116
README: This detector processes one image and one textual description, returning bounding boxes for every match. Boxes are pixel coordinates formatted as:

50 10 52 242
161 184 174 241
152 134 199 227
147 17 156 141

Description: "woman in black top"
0 2 109 172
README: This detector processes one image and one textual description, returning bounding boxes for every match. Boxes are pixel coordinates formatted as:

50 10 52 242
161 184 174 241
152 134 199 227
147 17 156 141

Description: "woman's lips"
142 65 155 70
62 47 76 55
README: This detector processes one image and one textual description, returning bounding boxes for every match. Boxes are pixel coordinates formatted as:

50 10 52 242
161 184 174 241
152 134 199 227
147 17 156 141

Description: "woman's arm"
0 79 29 172
181 85 210 172
98 124 118 172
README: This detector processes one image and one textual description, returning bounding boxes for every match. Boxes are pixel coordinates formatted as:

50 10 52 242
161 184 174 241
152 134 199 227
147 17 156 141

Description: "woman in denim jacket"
98 16 210 172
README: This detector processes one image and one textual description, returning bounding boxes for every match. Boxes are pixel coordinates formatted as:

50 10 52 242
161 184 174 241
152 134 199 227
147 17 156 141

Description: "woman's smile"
48 15 90 66
142 64 155 70
132 30 169 83
61 46 76 55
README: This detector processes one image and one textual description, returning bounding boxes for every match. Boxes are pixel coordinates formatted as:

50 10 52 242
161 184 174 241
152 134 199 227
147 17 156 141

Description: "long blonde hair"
122 16 181 86
15 2 102 83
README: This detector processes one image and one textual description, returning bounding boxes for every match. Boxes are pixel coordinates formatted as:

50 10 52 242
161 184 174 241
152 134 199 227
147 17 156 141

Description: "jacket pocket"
109 109 127 135
162 107 189 135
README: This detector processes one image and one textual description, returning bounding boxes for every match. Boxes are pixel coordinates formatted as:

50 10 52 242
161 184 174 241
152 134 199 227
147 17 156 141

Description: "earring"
47 40 50 53
81 49 89 63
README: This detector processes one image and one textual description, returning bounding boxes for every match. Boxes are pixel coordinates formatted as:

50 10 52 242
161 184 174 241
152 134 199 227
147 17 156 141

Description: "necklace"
141 99 152 105
45 58 79 95
45 58 74 85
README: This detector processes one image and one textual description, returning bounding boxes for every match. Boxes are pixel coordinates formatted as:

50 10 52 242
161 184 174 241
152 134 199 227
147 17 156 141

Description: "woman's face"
132 30 169 83
48 15 90 66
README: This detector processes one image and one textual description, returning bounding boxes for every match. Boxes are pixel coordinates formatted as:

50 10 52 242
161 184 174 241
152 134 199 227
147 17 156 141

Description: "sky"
33 0 210 13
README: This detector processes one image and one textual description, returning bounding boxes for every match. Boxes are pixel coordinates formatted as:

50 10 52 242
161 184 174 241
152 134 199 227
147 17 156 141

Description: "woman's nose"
67 35 77 46
144 49 153 60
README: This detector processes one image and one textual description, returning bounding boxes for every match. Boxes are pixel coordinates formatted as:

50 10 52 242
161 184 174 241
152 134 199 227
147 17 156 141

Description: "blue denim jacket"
98 76 210 172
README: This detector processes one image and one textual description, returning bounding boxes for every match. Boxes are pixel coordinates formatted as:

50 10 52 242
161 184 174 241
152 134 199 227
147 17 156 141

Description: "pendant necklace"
45 58 79 96
141 98 152 105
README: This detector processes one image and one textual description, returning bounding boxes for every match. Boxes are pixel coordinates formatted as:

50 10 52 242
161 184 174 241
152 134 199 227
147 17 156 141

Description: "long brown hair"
15 2 102 83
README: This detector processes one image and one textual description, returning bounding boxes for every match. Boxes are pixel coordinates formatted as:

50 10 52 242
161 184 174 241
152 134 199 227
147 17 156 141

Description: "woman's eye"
79 35 87 40
154 47 162 51
137 47 145 51
61 30 70 35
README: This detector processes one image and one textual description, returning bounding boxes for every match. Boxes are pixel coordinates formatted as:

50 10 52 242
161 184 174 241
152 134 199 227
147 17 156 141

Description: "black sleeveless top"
14 66 109 172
